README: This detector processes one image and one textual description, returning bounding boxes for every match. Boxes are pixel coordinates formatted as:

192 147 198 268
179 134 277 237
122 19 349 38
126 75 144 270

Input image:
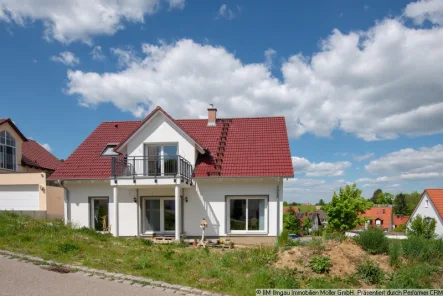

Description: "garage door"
0 185 40 210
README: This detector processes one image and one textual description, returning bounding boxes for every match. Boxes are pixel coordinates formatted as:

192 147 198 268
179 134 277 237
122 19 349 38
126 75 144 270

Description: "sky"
1 0 443 203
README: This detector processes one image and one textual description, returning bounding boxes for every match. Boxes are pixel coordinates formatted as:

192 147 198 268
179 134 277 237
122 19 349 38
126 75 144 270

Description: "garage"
0 185 40 210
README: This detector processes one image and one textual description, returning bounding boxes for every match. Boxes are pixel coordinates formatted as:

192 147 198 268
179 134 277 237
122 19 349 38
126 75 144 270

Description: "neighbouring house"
283 206 300 214
0 118 63 217
49 106 294 244
393 215 409 229
359 205 393 231
409 189 443 237
296 212 321 232
316 209 327 226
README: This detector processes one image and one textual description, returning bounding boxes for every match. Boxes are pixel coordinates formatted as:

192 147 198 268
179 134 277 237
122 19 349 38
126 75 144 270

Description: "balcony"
111 155 194 185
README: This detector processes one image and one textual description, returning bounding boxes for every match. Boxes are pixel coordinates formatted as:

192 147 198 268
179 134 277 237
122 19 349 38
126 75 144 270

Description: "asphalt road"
0 257 169 296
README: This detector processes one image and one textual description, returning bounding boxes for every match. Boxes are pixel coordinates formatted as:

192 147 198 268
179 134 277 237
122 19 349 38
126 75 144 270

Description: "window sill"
227 231 268 236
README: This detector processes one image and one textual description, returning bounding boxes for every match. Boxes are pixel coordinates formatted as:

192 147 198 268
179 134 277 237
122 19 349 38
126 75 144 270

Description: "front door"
142 198 175 233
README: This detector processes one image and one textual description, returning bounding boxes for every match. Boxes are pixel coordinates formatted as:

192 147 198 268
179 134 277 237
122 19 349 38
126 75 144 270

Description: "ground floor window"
90 197 109 232
142 197 175 233
227 196 267 233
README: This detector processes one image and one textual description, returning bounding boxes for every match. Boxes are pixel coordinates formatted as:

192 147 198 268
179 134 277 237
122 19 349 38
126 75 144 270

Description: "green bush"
389 240 401 267
278 230 289 248
408 215 437 239
402 237 443 263
393 224 406 233
355 228 389 254
283 211 302 234
386 264 438 288
57 243 79 253
356 259 384 284
307 238 325 254
309 255 331 274
139 239 153 246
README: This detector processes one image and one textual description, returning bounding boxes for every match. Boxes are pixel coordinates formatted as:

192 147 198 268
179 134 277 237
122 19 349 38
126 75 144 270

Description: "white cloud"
366 144 443 177
40 143 52 152
0 0 185 43
292 156 351 177
91 46 105 61
217 4 237 20
264 48 276 69
353 153 374 161
405 0 443 25
285 178 326 187
111 47 141 68
65 3 443 141
51 51 79 67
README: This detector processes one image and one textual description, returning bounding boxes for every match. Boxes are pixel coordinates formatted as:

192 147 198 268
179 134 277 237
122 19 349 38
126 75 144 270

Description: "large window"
90 197 109 232
142 198 176 233
144 144 177 176
228 196 267 233
0 131 16 171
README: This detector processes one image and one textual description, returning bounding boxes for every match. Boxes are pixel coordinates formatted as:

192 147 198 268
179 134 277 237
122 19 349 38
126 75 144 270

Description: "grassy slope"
0 212 298 295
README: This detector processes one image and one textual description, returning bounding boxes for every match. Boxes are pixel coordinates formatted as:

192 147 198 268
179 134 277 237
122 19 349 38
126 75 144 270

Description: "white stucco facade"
409 192 443 238
61 110 289 242
64 177 283 238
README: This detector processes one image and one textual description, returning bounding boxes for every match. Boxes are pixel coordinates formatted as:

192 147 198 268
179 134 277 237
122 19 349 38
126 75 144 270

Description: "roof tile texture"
22 140 61 171
50 113 294 179
425 189 443 220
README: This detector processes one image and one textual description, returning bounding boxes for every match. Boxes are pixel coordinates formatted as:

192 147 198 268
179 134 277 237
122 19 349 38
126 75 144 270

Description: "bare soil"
275 239 392 278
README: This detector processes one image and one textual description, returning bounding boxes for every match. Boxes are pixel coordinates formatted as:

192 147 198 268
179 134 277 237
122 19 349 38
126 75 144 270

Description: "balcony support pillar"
175 184 181 241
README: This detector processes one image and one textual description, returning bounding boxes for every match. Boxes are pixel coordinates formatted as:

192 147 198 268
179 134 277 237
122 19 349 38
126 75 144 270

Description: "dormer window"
0 131 16 170
101 144 119 156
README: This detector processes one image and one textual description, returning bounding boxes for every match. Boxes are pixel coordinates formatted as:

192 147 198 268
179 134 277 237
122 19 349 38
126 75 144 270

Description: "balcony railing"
111 155 193 183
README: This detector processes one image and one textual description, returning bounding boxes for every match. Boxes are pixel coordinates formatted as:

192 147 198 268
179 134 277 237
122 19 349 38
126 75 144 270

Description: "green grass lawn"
0 212 298 295
297 205 317 213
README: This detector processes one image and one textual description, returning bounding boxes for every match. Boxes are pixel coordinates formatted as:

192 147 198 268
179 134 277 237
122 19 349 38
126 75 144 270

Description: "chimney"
207 104 217 126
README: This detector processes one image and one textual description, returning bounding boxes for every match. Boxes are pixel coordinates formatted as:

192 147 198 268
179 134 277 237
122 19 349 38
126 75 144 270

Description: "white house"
409 189 443 237
49 106 294 244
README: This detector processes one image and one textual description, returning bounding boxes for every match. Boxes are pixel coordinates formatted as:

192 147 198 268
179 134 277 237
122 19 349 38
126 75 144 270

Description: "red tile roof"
393 215 409 226
359 206 393 229
424 189 443 220
22 140 61 171
49 110 294 180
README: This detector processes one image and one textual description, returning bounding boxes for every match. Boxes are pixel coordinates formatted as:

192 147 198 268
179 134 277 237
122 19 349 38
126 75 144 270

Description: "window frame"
143 142 178 176
89 196 110 233
141 196 177 234
101 144 119 156
0 131 17 171
226 195 269 235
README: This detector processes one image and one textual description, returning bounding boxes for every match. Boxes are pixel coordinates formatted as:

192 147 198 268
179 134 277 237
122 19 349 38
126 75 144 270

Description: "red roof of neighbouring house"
393 215 409 226
359 206 393 229
22 140 61 171
49 108 294 180
283 206 300 214
424 189 443 220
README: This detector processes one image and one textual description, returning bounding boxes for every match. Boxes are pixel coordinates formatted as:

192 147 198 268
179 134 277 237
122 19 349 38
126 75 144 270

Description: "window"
90 197 109 231
144 144 177 176
142 197 176 233
0 131 16 170
425 199 429 208
101 144 119 156
227 196 267 233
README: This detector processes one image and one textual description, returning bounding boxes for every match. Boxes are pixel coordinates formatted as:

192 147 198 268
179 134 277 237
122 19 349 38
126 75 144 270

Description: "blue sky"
1 0 443 202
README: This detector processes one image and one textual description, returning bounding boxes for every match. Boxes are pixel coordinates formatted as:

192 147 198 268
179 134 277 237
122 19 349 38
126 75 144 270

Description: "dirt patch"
275 239 392 278
42 265 72 274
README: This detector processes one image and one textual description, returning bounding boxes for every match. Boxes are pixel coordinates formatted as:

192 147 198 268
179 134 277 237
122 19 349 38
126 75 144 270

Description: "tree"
283 201 289 206
324 184 373 232
283 210 302 234
318 199 326 206
393 193 408 216
303 216 313 234
371 189 383 203
406 191 421 215
408 215 437 239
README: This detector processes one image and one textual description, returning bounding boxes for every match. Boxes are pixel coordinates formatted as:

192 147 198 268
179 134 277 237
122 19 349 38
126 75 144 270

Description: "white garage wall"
0 185 39 210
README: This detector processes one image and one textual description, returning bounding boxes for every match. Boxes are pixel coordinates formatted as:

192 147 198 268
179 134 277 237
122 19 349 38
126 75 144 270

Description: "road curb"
0 249 228 296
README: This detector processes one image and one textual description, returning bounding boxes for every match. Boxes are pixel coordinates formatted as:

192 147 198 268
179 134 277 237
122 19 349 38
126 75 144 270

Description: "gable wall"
410 192 443 237
0 122 24 173
126 114 197 165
